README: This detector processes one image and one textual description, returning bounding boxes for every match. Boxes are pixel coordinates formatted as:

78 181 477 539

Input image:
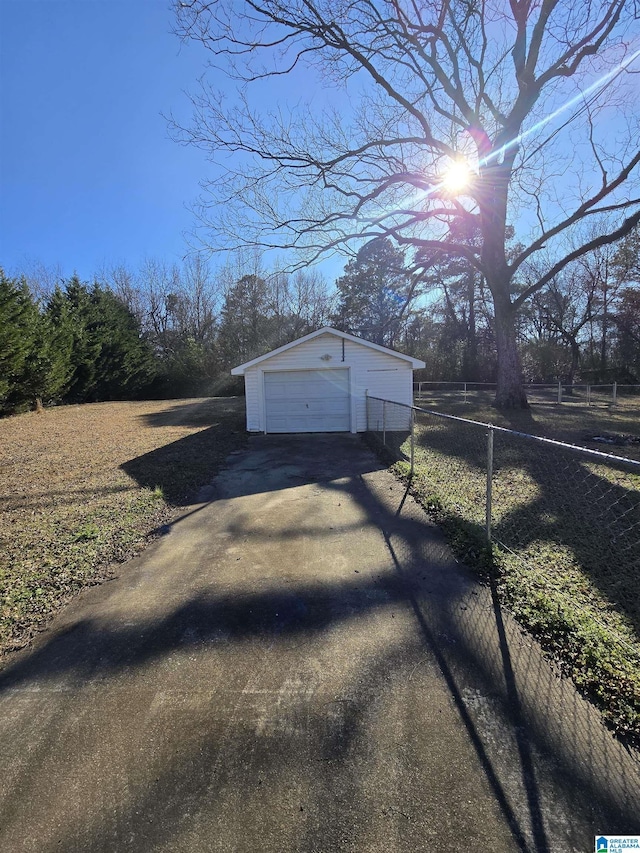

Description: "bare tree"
172 0 640 406
523 268 595 384
288 268 335 331
575 238 622 378
137 257 184 353
17 259 65 304
96 263 146 324
182 254 222 343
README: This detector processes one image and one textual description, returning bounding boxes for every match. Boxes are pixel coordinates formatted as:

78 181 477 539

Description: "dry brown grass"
0 397 246 662
416 392 640 461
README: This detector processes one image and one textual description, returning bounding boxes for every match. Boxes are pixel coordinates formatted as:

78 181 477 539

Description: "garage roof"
231 327 425 375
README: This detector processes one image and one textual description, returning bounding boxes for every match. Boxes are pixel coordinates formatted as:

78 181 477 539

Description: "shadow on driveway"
0 435 638 853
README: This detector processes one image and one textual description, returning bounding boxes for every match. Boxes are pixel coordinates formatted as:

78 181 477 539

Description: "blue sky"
0 0 226 283
2 2 637 291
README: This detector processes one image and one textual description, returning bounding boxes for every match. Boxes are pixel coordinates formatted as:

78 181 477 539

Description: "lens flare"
479 46 640 169
442 159 472 193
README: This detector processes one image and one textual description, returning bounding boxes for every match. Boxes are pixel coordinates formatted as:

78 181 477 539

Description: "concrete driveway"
0 434 638 852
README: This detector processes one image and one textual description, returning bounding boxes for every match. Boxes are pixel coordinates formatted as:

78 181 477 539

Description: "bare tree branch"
173 0 640 406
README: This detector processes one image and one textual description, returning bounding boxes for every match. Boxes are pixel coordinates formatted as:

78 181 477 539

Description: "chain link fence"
415 381 640 408
366 393 640 658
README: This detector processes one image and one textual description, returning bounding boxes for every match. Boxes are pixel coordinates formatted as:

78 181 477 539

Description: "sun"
441 158 473 193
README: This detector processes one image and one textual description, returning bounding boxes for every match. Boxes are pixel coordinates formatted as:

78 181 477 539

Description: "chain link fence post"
557 381 562 404
613 381 617 406
382 400 387 447
486 425 494 543
410 407 415 476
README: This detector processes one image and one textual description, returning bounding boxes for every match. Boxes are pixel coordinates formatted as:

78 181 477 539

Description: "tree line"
2 225 639 416
411 225 640 387
334 229 640 386
0 257 335 416
0 272 157 416
173 0 640 408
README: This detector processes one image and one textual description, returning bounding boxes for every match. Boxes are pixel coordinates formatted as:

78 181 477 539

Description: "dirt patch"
0 397 246 662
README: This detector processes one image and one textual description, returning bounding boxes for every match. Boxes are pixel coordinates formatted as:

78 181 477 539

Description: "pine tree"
0 272 34 411
332 239 412 347
88 285 156 400
46 277 156 404
218 274 272 367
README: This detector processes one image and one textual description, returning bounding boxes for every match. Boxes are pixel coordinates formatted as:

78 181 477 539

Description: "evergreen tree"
217 274 272 367
46 277 156 403
46 277 101 402
0 272 34 410
332 239 412 347
88 285 156 400
0 271 73 414
19 310 73 407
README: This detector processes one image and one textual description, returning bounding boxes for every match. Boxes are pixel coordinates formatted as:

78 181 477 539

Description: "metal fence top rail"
366 393 640 471
415 381 640 387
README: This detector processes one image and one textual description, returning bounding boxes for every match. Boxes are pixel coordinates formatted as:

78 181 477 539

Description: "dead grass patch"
0 397 246 661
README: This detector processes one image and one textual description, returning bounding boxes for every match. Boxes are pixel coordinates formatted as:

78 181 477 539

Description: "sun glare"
441 159 472 193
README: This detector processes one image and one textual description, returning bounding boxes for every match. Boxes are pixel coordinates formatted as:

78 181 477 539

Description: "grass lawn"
390 395 640 746
415 391 640 459
0 397 246 662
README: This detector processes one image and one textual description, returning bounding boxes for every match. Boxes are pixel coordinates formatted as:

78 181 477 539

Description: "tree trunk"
568 337 580 386
479 156 528 408
493 296 528 408
600 289 608 378
464 272 478 381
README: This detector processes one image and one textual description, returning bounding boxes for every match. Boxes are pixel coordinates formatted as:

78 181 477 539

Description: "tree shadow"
407 416 640 632
111 397 248 505
121 427 250 507
123 432 386 507
392 422 640 743
491 431 640 638
138 396 244 429
0 450 637 852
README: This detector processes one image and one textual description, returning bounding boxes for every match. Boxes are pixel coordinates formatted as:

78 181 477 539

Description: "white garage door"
264 369 350 433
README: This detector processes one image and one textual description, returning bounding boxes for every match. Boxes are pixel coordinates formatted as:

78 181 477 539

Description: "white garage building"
231 327 425 434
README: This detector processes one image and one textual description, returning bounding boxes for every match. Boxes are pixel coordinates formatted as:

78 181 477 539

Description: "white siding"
353 358 412 430
244 369 260 432
243 332 414 433
247 332 348 371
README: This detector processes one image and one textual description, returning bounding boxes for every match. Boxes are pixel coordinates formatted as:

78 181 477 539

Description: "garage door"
264 369 350 433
